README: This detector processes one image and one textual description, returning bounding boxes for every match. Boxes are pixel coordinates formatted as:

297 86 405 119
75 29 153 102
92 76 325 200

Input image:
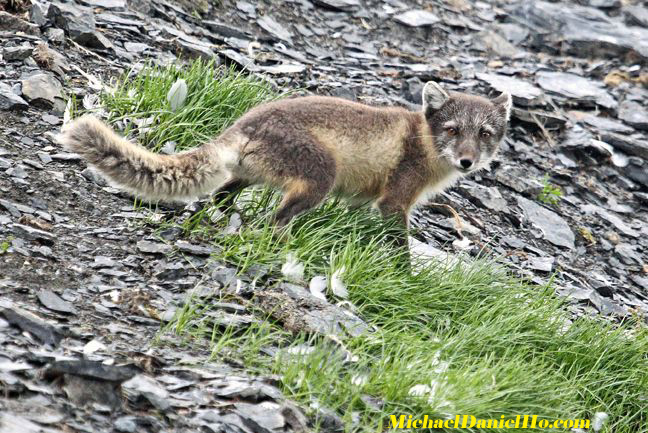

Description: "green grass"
99 58 283 152
99 59 648 433
0 236 12 254
537 174 563 206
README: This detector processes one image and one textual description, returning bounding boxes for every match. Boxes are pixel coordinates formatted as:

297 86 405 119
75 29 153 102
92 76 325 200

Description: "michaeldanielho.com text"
389 414 590 429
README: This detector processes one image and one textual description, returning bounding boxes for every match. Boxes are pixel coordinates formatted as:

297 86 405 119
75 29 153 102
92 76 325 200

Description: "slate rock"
313 0 360 11
114 416 138 433
517 196 575 249
0 308 63 346
175 240 214 256
203 20 248 39
618 100 648 131
75 31 114 50
44 360 140 382
581 204 639 238
614 243 642 265
492 22 529 45
600 132 648 160
393 10 440 27
526 256 555 272
472 30 519 58
11 223 55 244
624 5 648 28
0 83 29 111
476 72 543 106
0 414 45 433
582 0 620 8
80 0 128 9
461 184 508 212
0 11 41 35
257 15 292 43
122 374 171 410
3 45 34 61
582 115 635 134
37 290 77 314
175 39 216 61
30 1 50 26
20 74 64 109
625 157 648 189
137 240 172 254
47 1 96 38
511 1 648 62
234 401 286 432
536 71 616 109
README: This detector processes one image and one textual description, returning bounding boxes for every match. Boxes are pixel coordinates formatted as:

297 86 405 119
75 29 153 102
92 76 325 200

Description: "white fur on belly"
414 170 463 207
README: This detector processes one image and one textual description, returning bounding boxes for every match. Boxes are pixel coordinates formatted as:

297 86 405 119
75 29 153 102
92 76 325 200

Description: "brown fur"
58 88 511 247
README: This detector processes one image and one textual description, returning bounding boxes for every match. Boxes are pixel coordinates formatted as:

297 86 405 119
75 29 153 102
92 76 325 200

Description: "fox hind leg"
274 177 333 226
212 178 250 211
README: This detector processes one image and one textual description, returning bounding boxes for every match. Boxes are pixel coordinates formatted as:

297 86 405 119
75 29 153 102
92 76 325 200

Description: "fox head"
422 81 512 173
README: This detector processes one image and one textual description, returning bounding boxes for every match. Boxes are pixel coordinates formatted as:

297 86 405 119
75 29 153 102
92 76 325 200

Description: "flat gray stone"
37 290 77 314
517 196 575 249
0 11 40 35
461 183 508 212
137 240 172 254
536 71 616 109
472 30 519 57
581 204 639 238
582 115 635 134
0 83 29 111
74 31 114 50
624 5 648 27
257 15 292 43
476 72 543 106
618 100 648 131
3 44 33 61
20 74 63 108
80 0 127 9
393 9 440 27
47 1 96 38
511 1 648 62
526 256 555 272
11 223 55 244
599 132 648 160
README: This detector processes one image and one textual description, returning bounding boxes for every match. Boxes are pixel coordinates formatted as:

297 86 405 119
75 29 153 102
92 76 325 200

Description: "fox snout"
453 142 480 172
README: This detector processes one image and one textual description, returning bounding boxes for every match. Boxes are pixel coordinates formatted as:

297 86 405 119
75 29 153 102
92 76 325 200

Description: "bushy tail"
58 116 232 202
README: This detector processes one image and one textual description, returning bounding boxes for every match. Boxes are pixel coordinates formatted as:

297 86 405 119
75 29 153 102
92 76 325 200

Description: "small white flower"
592 412 608 432
330 266 348 298
282 253 304 282
350 374 368 387
285 345 315 356
62 98 72 129
452 236 472 250
309 276 327 301
409 384 433 397
167 78 188 112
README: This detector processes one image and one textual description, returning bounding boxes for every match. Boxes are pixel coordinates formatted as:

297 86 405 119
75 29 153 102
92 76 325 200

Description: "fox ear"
422 81 450 112
493 91 513 120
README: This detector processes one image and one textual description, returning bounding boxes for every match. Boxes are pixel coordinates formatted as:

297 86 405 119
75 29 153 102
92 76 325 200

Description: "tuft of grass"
0 236 12 254
100 58 284 152
167 191 647 433
104 59 647 433
537 174 563 206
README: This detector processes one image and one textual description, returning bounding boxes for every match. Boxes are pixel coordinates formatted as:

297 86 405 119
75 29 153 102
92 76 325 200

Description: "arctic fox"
59 82 511 237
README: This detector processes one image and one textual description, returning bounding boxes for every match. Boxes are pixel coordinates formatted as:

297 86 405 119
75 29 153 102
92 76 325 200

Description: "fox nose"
459 158 473 169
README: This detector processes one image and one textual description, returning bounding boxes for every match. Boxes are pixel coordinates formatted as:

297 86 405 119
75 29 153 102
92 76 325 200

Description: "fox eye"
480 129 491 139
446 127 458 136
